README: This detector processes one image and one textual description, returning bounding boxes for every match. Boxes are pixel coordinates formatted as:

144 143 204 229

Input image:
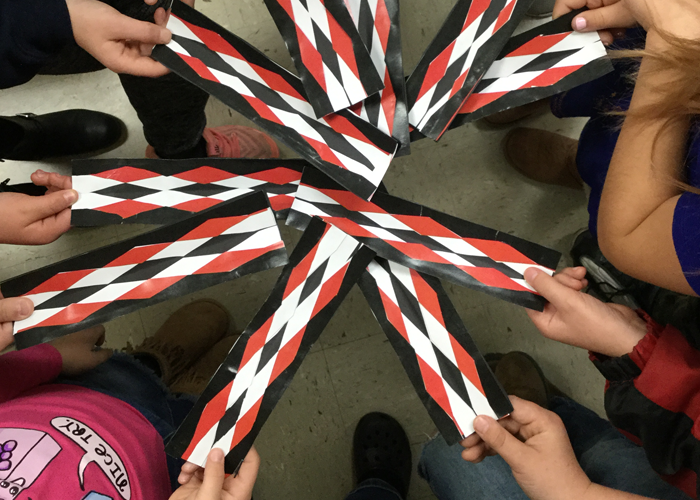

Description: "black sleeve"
0 0 74 89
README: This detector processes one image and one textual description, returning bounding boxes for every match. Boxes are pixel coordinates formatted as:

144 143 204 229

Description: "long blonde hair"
612 31 700 193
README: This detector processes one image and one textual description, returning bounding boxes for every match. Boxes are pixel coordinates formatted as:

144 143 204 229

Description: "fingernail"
574 16 587 31
523 267 541 283
473 416 489 434
17 299 32 318
210 448 224 463
64 190 78 205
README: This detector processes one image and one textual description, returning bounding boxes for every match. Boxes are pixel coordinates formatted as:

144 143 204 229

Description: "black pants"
40 0 210 157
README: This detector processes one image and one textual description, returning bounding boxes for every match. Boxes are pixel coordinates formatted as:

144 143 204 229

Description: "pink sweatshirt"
0 344 171 500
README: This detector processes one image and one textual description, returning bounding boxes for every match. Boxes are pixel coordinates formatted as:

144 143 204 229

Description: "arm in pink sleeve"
0 344 62 403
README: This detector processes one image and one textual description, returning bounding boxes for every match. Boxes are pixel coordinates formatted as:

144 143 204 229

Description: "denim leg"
417 435 528 500
56 352 195 491
344 479 403 500
551 397 691 500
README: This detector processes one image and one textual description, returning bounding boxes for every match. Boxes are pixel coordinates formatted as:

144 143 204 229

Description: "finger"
199 448 227 497
472 415 528 465
114 15 171 45
110 53 171 78
572 3 637 32
599 29 614 46
25 190 78 221
524 267 579 310
70 325 107 347
552 0 588 19
461 442 488 463
225 446 260 497
0 297 34 323
91 347 114 366
154 6 168 27
31 170 72 190
558 266 587 279
26 207 72 244
553 273 586 291
144 0 158 4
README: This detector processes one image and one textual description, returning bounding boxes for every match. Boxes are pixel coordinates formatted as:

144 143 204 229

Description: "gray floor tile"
324 335 437 446
254 350 352 500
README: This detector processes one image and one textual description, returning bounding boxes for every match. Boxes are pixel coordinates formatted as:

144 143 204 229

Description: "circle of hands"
3 0 697 498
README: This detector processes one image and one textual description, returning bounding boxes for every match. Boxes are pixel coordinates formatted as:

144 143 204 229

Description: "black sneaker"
352 413 412 499
570 230 640 310
571 230 700 349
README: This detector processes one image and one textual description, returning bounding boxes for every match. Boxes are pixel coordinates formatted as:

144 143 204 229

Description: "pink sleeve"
0 344 62 403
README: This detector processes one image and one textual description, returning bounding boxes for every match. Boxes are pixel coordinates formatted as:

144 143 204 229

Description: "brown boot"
482 99 550 126
493 352 566 408
128 300 230 385
503 127 583 189
170 335 239 394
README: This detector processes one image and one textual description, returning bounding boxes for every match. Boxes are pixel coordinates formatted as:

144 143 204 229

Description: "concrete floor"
0 1 607 498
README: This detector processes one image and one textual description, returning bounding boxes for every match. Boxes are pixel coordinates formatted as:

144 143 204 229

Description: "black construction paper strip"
404 0 533 140
264 0 384 117
70 158 308 225
287 167 561 311
359 258 512 443
165 217 376 473
449 10 613 127
151 2 397 201
5 192 287 348
345 0 411 156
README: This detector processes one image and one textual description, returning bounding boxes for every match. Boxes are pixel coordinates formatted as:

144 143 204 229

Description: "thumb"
0 297 34 323
524 268 576 310
115 15 171 45
199 448 227 497
473 416 527 465
28 190 78 221
91 347 114 367
572 3 637 32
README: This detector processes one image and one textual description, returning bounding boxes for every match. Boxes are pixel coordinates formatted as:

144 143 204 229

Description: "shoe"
570 230 641 310
353 413 411 500
127 300 230 385
491 352 567 408
482 99 550 126
170 335 238 394
0 110 126 160
145 125 280 159
503 127 583 189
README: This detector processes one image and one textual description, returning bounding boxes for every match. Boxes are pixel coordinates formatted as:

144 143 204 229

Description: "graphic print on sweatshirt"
0 420 131 500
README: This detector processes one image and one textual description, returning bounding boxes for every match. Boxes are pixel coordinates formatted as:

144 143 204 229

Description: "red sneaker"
145 125 280 159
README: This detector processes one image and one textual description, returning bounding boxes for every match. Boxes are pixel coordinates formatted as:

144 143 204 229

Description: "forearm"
597 31 694 294
583 483 655 500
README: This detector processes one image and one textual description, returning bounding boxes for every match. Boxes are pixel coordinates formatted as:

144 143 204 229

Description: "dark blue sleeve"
672 192 700 295
0 0 74 89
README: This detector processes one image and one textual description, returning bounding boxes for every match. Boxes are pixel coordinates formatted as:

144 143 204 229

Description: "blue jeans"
417 397 691 500
56 352 196 492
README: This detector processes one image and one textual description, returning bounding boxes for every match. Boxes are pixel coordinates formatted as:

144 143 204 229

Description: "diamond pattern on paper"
72 162 304 225
345 0 410 154
360 259 510 438
152 2 397 200
8 196 286 340
288 168 560 310
170 221 374 468
457 30 607 117
264 0 383 116
405 0 525 139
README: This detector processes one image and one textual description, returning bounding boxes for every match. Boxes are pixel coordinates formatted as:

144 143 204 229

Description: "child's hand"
525 266 647 357
0 292 34 350
65 0 172 77
0 182 77 244
49 326 113 375
171 447 259 500
461 397 592 500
